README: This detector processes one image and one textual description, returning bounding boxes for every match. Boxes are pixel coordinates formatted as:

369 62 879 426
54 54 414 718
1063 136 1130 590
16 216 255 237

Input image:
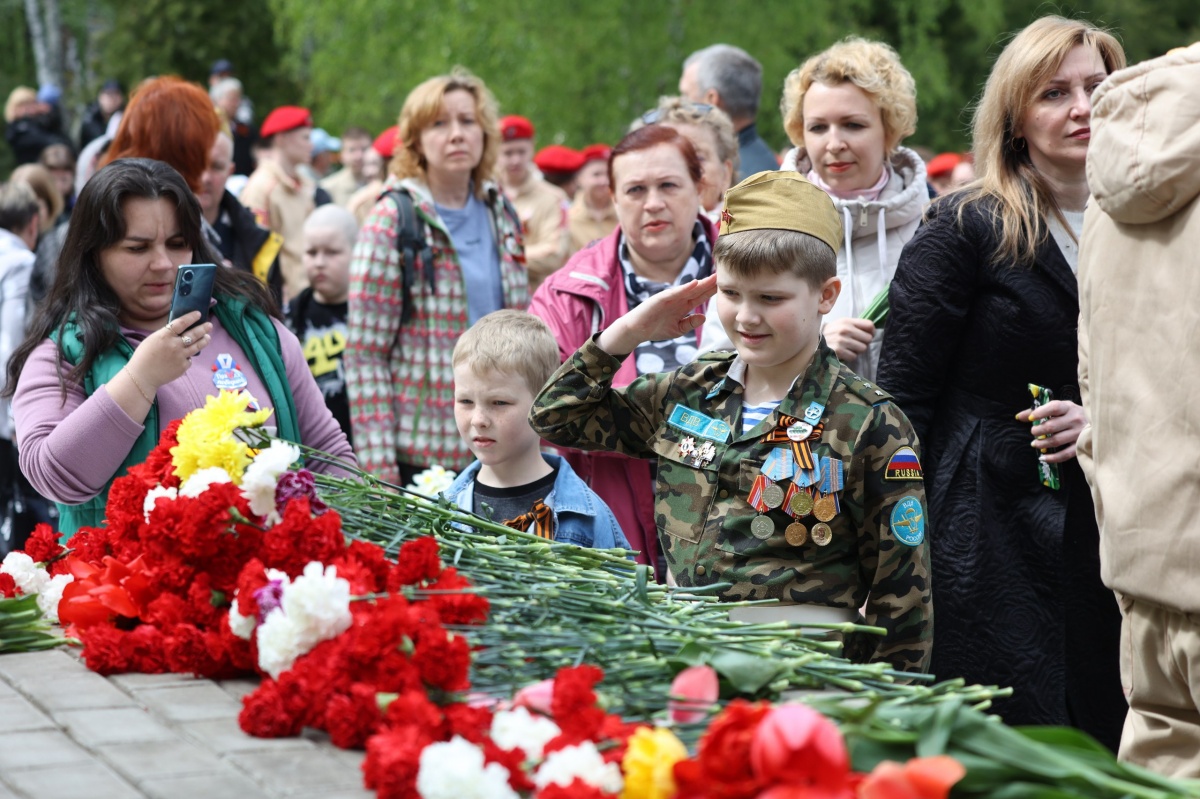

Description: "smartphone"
168 264 217 331
1028 383 1061 491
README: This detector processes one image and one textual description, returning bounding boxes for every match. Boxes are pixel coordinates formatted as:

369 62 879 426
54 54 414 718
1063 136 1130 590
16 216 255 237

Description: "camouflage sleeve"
529 336 671 459
851 401 933 673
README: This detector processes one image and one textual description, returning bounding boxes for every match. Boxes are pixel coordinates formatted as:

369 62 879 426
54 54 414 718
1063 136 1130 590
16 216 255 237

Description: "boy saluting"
530 171 931 672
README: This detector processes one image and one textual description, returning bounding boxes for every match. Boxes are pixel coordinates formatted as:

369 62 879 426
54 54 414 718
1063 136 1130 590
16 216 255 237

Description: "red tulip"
751 704 851 788
58 555 155 629
858 756 965 799
512 677 555 715
669 665 720 723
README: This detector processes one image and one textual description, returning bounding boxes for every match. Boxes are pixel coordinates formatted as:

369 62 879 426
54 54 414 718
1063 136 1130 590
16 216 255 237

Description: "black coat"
877 196 1125 751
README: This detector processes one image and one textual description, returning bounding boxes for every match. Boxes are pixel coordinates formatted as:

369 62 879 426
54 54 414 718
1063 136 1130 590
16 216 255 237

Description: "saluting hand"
597 274 718 356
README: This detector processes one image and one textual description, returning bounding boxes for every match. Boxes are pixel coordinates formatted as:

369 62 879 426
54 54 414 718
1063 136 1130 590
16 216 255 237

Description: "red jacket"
528 216 719 578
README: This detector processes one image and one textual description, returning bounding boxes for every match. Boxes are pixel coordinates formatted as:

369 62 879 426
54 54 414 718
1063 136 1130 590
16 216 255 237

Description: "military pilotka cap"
718 170 842 255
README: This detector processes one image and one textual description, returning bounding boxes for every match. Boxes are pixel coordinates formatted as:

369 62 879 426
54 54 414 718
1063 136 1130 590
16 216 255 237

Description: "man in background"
497 115 569 291
321 126 373 207
680 44 777 179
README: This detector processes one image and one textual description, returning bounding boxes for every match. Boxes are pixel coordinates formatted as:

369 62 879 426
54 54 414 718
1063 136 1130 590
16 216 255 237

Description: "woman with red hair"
101 77 218 191
529 125 715 580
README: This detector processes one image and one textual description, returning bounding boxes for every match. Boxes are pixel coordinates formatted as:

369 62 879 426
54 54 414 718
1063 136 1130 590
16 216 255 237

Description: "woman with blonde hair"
878 16 1127 748
346 69 526 486
768 37 929 382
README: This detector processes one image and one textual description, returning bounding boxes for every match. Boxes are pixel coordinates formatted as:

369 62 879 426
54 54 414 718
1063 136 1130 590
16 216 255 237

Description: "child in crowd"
444 310 629 550
286 205 355 446
530 171 931 671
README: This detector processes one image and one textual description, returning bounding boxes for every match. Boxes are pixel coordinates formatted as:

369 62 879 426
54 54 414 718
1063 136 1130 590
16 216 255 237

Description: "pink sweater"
14 315 355 504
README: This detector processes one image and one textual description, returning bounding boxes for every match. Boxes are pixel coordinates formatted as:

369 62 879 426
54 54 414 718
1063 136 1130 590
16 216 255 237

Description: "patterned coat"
877 195 1124 749
531 336 932 673
346 177 527 483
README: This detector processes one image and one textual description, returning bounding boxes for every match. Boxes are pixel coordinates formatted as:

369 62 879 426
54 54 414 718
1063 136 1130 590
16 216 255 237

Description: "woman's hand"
824 317 876 362
598 274 718 356
1016 399 1087 463
126 312 213 391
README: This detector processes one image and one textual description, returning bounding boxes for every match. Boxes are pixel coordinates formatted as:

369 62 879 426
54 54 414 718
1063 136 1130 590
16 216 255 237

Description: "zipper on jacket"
859 206 869 228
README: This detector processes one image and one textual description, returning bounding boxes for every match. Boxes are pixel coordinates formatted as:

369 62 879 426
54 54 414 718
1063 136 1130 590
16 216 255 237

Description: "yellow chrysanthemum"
621 726 687 799
171 390 273 485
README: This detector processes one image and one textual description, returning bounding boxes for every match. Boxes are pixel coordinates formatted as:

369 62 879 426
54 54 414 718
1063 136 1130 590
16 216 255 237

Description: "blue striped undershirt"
741 400 782 434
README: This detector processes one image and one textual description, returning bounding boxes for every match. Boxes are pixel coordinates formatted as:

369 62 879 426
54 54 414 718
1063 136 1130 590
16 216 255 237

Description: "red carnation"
64 527 111 566
482 740 536 793
21 523 64 564
77 623 129 675
325 683 383 749
388 536 442 589
240 678 305 738
673 700 773 799
120 623 168 673
0 572 18 597
413 627 471 692
536 781 617 799
362 724 432 799
442 702 493 744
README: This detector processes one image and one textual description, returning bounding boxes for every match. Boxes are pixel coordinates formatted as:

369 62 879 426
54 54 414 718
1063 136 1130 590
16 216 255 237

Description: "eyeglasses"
640 103 714 125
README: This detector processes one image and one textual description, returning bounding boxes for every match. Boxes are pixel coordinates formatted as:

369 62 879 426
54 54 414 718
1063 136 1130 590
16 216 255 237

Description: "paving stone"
140 771 271 799
0 678 16 697
130 682 242 722
2 761 140 799
227 748 367 795
0 779 19 799
17 672 137 710
53 706 175 746
95 738 226 782
0 729 93 771
0 694 56 732
290 789 374 799
0 650 88 683
108 672 200 693
177 716 319 755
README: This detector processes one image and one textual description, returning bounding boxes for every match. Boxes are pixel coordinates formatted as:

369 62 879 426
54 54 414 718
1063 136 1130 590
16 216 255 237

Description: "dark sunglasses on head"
640 102 714 125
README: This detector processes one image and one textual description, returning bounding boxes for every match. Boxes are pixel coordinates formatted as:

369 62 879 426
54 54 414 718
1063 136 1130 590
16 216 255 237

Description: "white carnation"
281 562 352 647
407 464 457 498
1 552 49 595
255 613 305 678
227 600 257 640
143 486 178 522
534 741 623 793
416 735 519 799
180 467 233 497
240 440 301 521
36 573 74 623
490 706 562 760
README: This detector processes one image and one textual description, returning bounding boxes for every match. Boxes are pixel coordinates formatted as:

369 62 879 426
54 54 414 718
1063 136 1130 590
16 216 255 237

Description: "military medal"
789 490 814 517
810 522 833 546
693 441 717 468
750 515 775 539
785 522 808 546
678 436 697 460
212 353 249 390
813 493 837 522
786 420 813 441
762 482 785 510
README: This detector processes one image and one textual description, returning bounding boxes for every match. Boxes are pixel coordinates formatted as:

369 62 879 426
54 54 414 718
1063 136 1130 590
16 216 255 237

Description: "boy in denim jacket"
444 310 629 550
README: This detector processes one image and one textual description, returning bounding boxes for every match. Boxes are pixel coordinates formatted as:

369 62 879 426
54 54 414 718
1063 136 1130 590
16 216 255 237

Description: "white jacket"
0 228 33 441
700 146 929 383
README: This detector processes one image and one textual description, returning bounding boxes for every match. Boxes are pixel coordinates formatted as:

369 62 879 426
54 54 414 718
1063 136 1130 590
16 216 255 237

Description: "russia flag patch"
884 446 923 481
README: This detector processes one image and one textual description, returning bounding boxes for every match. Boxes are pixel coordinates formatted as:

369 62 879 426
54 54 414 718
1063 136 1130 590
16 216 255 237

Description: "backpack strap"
383 188 434 325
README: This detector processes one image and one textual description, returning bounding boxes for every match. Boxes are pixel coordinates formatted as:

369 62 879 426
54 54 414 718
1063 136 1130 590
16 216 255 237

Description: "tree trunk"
22 0 64 90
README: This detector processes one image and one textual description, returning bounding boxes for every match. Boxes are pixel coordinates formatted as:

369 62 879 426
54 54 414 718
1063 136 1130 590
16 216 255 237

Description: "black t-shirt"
471 467 558 527
286 289 352 447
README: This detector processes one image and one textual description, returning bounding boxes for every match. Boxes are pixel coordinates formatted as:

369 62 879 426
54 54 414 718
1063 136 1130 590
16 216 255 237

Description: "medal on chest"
212 353 249 390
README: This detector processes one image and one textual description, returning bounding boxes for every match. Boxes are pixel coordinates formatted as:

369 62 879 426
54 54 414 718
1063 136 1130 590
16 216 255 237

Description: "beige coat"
503 170 569 291
239 158 315 302
1078 43 1200 612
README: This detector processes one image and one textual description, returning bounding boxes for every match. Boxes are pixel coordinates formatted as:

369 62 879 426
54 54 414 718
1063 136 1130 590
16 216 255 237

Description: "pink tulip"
668 665 720 723
512 678 554 715
751 704 850 787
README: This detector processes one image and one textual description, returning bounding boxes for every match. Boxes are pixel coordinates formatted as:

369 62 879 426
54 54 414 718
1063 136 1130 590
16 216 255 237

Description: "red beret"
500 115 535 142
260 106 312 139
580 143 612 164
926 152 963 178
534 145 585 175
373 126 400 158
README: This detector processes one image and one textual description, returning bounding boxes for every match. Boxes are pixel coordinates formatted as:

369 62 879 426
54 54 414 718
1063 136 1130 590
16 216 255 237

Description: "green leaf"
709 650 785 694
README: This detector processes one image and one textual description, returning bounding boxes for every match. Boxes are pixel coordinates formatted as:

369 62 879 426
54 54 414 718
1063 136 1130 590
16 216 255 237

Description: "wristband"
123 366 154 404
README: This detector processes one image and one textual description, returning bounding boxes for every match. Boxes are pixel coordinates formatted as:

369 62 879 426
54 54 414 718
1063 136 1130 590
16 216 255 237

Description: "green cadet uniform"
531 335 932 673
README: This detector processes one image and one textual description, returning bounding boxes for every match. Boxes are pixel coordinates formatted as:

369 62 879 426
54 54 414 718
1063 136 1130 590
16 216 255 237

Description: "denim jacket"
444 454 629 550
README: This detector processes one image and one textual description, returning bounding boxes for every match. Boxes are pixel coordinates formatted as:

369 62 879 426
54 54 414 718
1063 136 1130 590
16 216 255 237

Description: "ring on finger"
182 334 193 346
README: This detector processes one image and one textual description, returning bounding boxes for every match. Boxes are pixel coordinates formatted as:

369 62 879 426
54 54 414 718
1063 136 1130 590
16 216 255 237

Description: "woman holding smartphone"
5 158 354 536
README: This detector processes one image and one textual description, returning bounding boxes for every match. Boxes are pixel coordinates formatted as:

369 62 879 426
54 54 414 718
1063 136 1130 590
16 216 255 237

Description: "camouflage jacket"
530 336 932 672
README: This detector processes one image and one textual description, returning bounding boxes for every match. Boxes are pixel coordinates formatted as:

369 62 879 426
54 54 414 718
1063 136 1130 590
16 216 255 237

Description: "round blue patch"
890 496 925 546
